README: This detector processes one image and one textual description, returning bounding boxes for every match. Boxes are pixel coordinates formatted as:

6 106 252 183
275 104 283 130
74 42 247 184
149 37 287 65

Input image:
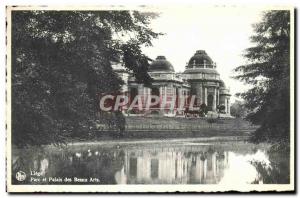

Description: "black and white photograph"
6 5 295 193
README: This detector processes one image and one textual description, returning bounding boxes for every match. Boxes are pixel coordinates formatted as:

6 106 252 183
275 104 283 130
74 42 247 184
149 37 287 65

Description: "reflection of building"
120 146 229 184
113 50 231 116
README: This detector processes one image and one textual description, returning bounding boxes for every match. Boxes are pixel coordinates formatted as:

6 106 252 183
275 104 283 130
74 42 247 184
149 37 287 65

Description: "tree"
11 10 160 147
234 10 290 143
230 100 248 118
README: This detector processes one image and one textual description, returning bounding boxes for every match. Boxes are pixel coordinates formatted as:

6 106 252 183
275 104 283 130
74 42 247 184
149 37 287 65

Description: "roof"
149 56 175 72
187 50 213 67
219 80 226 88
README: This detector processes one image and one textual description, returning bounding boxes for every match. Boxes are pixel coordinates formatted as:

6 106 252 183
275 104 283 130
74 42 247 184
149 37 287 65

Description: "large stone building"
112 50 231 117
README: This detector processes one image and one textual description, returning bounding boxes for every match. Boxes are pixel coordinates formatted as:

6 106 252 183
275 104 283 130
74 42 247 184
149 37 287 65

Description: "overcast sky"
142 6 265 102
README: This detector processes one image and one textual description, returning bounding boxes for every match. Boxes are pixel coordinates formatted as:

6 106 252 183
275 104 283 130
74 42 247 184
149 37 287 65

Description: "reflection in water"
12 141 289 185
123 148 228 184
250 150 290 184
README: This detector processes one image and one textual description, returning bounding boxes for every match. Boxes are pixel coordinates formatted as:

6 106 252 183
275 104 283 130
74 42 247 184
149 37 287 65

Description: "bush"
150 110 160 115
207 118 218 124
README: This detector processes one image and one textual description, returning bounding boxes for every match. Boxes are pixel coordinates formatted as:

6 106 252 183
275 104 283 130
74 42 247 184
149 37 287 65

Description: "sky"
142 6 265 102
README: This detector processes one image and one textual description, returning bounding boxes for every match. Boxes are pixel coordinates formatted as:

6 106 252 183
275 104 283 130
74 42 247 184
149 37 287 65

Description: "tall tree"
234 10 291 143
11 10 160 147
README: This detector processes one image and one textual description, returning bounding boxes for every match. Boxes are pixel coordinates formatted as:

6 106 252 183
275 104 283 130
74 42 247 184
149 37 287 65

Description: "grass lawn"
91 117 258 141
125 116 256 131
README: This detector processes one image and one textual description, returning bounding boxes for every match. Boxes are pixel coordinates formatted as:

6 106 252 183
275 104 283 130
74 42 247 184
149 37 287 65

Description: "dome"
149 56 175 72
187 50 214 68
219 80 226 88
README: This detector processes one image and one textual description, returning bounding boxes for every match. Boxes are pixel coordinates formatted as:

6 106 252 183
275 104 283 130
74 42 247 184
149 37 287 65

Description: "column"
227 97 230 115
144 88 148 111
165 86 167 106
217 89 220 105
199 84 203 105
164 86 167 111
204 87 207 105
224 98 227 113
159 87 162 96
212 88 216 111
138 84 143 95
147 87 151 110
159 87 163 109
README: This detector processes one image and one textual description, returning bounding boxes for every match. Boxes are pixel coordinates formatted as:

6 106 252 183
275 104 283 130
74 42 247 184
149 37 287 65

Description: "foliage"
207 118 218 124
234 10 290 143
200 103 208 115
230 100 248 118
217 105 225 113
251 144 290 184
11 10 160 147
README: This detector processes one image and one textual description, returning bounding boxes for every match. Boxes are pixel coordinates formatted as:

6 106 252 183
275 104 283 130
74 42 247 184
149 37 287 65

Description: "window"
207 94 214 111
129 158 137 177
130 88 138 104
151 159 159 179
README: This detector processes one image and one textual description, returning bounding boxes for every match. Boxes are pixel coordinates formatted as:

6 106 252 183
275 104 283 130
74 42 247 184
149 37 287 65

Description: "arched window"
151 87 160 108
151 87 160 96
207 94 214 111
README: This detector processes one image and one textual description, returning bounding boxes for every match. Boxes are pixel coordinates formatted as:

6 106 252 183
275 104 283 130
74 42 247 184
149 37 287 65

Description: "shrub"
207 118 218 124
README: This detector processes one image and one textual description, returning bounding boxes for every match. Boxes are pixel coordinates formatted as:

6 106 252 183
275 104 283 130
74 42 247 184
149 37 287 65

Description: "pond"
12 138 290 185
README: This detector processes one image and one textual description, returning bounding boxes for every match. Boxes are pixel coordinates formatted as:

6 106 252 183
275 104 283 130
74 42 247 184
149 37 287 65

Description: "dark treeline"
234 10 291 146
11 11 160 147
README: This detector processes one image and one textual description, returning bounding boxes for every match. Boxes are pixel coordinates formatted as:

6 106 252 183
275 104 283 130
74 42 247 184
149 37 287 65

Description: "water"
12 139 289 185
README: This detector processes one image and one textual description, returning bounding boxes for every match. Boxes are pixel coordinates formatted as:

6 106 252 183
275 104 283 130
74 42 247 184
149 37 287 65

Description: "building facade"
112 50 231 117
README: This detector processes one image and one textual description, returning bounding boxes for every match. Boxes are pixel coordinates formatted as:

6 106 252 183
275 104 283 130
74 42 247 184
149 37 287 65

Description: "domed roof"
149 56 175 72
219 80 226 88
187 50 213 67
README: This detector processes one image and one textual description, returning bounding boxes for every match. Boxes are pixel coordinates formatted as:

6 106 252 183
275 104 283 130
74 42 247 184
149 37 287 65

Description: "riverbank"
81 117 257 142
83 127 254 142
11 117 258 149
65 135 251 147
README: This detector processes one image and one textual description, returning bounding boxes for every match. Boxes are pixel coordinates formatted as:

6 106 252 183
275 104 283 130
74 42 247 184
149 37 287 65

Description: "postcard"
6 5 295 193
